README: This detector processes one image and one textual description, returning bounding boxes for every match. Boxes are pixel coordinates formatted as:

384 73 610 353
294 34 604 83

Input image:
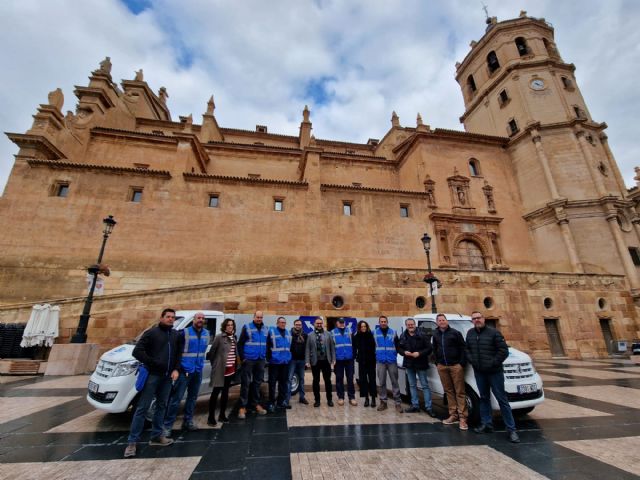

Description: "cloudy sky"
1 0 639 192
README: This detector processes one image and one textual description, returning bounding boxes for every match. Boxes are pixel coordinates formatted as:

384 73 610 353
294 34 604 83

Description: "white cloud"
1 0 639 192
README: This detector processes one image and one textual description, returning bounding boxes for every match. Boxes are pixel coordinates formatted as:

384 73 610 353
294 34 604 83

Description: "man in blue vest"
266 316 292 412
375 315 402 413
163 312 209 436
333 318 357 406
237 311 268 419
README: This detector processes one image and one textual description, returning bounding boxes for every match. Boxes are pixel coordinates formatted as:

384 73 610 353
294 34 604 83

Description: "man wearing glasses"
465 311 520 443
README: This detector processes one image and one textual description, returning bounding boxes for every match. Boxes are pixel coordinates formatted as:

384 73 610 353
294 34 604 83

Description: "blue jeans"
127 373 172 443
406 367 432 409
474 370 516 432
335 359 355 400
163 370 202 429
286 359 306 403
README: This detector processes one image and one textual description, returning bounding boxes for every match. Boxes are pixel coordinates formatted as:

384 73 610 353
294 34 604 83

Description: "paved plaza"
0 359 639 479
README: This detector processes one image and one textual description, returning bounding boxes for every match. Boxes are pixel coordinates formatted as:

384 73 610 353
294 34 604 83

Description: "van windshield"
449 320 473 334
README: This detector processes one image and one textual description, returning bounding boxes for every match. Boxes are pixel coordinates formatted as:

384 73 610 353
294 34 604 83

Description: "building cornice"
429 212 503 224
91 127 179 145
5 133 66 159
183 172 308 188
25 158 172 178
320 151 393 165
320 183 429 197
204 140 302 156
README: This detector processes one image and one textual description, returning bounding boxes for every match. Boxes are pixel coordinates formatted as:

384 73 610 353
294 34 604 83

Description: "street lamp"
70 215 117 343
421 232 439 314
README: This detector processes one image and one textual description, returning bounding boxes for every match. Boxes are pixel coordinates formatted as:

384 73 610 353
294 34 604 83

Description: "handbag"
135 364 149 391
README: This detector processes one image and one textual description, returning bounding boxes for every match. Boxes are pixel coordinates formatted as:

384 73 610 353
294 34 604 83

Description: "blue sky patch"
120 0 152 15
304 76 336 106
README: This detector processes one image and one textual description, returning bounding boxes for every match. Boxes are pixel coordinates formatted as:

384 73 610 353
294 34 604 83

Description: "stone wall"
1 268 635 359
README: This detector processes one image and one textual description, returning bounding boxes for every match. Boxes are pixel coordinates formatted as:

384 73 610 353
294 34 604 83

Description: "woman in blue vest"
332 318 357 406
266 316 292 412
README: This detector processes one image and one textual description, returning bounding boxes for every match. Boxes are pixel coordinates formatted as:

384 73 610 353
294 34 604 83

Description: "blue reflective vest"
243 323 267 360
374 326 397 364
268 327 292 364
332 328 353 360
180 326 209 373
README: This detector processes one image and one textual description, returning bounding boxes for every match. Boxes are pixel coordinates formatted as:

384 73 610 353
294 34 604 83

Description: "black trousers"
358 362 377 399
268 363 289 406
311 359 333 402
208 375 232 422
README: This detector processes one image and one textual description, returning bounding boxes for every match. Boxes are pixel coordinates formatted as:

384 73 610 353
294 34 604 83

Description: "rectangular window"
629 247 640 266
400 205 409 218
508 119 519 136
343 202 352 216
56 183 69 197
208 194 219 208
130 188 143 203
274 198 284 211
498 89 509 106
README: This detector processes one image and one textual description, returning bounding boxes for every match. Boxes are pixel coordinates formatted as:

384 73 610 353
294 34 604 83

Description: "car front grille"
507 389 543 402
88 390 115 403
504 362 535 380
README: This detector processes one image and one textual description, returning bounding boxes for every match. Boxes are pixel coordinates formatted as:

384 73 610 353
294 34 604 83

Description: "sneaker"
459 418 469 431
474 424 494 434
182 422 198 431
508 431 521 443
376 401 387 411
149 436 174 446
442 415 459 425
425 408 437 418
255 405 268 416
207 419 217 427
349 399 357 406
300 398 309 405
404 406 420 413
218 414 228 422
327 400 334 407
314 400 321 407
395 404 403 413
238 407 247 419
337 399 345 406
124 443 136 458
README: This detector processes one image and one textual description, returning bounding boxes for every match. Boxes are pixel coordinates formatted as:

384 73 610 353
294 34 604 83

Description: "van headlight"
113 360 140 377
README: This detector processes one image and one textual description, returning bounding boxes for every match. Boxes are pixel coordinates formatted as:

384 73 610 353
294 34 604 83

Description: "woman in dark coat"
353 320 377 407
207 318 238 426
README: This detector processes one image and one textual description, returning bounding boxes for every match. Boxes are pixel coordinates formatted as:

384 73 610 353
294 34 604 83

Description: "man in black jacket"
465 311 520 443
432 313 468 430
286 319 309 405
124 308 183 458
397 318 435 416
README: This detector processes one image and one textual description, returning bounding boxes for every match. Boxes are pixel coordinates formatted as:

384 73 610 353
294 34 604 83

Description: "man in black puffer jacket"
465 311 520 443
124 308 183 458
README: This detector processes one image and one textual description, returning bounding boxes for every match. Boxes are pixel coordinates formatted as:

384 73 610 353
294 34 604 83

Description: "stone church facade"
1 13 638 357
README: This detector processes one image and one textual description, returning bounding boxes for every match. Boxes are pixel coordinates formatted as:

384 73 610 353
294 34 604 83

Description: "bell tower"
455 12 640 298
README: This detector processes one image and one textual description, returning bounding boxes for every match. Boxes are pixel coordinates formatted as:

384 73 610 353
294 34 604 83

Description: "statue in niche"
47 88 64 111
98 56 112 75
134 69 144 81
457 187 466 205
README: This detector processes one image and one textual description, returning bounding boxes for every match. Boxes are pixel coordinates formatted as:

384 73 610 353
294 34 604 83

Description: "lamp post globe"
70 215 117 344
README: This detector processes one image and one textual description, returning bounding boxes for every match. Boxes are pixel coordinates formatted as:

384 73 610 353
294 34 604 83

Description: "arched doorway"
454 239 486 270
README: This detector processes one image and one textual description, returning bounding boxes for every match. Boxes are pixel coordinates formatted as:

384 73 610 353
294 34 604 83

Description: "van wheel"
290 372 300 395
514 406 535 416
465 385 481 426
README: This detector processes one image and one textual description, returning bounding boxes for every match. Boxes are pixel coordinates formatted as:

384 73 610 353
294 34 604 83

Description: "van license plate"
88 381 99 393
517 383 537 394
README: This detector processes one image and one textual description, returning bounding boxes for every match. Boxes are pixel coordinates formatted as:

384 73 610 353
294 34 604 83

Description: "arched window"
454 239 486 270
487 51 500 73
467 74 477 94
515 37 529 56
469 158 481 176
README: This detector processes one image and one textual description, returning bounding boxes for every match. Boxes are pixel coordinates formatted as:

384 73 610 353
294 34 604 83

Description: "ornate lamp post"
70 215 117 343
421 232 439 314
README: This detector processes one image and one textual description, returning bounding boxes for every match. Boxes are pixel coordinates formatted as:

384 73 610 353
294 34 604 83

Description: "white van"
383 314 544 424
86 311 304 413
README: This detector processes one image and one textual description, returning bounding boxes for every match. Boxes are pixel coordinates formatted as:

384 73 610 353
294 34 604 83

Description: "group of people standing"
124 308 520 457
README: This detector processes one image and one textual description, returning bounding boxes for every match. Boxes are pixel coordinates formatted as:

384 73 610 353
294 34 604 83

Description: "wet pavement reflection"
0 359 639 479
